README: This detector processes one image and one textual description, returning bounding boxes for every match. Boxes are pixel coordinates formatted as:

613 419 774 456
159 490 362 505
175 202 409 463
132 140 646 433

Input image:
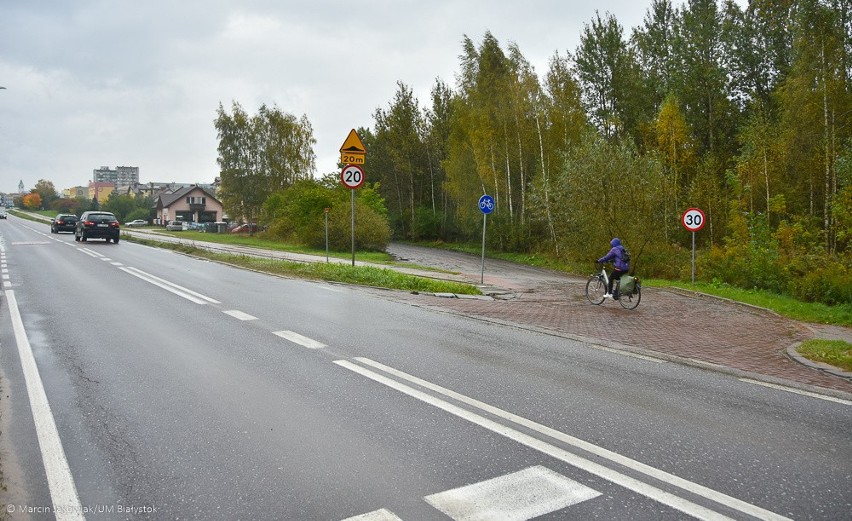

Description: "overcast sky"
2 0 701 194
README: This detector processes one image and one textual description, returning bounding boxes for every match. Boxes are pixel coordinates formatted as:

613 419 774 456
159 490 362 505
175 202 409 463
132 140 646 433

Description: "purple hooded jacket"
598 238 630 272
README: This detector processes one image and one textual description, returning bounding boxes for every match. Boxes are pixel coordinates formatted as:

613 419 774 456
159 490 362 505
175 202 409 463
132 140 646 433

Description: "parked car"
75 211 120 243
165 220 184 231
230 223 259 234
0 208 6 219
51 214 78 233
125 219 148 227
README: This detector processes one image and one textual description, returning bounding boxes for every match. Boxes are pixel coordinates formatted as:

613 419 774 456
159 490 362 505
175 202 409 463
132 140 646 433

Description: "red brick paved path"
381 245 852 397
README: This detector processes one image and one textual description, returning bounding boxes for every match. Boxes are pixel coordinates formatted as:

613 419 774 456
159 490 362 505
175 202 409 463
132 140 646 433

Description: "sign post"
681 208 706 284
324 207 330 263
478 194 495 284
339 129 367 266
341 164 365 266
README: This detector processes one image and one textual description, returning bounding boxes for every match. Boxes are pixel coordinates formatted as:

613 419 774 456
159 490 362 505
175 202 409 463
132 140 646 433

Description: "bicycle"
585 264 642 309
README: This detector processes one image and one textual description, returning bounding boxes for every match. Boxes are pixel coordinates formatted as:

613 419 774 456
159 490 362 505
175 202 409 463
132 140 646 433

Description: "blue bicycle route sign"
479 194 495 214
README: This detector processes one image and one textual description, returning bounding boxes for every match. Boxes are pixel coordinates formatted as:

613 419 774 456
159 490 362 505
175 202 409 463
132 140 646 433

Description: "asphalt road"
1 215 850 520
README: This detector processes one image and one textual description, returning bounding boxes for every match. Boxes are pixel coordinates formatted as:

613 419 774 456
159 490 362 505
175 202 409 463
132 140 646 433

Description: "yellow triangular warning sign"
340 129 366 154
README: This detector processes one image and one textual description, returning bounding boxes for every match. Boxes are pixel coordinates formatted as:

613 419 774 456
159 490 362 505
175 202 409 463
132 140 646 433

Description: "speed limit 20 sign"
681 208 706 232
340 164 365 189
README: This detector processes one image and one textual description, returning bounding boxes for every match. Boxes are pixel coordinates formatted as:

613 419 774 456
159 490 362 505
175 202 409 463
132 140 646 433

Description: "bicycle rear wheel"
585 276 606 305
619 284 641 309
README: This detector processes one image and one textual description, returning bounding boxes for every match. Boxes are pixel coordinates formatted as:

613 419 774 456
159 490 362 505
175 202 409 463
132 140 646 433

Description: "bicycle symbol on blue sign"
479 195 495 214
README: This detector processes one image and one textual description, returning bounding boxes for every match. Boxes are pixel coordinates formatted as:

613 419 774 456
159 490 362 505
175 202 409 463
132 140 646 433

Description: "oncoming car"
125 219 148 227
51 214 78 233
75 211 120 243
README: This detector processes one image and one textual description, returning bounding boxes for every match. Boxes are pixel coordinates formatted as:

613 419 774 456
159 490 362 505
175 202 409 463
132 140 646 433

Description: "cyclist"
597 238 630 299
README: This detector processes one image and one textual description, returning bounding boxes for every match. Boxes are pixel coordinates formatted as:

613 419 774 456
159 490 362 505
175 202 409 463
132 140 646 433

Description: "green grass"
153 229 396 263
647 279 852 327
127 236 480 295
797 339 852 371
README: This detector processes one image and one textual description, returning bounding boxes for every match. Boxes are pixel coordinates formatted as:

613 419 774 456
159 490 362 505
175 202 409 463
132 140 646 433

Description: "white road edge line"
340 358 792 521
273 330 327 349
5 291 84 521
120 267 220 304
739 378 852 406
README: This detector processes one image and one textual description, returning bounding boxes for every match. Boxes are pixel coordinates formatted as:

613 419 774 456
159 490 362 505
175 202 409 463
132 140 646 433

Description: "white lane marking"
337 359 792 521
3 281 10 288
100 257 112 262
78 248 101 258
273 330 327 349
739 378 852 406
119 267 220 305
425 466 599 521
5 291 84 521
2 274 8 280
223 310 257 321
111 262 123 266
341 508 403 521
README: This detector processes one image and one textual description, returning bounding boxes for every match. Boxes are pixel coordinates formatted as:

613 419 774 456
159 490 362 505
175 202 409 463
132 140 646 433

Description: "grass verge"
797 339 852 372
127 236 481 295
652 279 852 327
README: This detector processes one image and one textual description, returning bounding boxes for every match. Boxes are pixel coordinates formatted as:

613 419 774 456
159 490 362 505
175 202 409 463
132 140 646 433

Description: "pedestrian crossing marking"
424 466 600 521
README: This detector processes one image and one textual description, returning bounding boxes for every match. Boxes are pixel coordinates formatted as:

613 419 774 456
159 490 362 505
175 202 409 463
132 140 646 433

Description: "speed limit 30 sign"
681 208 706 232
340 164 365 189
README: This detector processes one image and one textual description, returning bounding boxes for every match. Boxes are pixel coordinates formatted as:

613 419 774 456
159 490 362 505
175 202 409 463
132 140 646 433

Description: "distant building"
88 182 115 203
93 165 139 190
155 185 223 224
63 186 89 199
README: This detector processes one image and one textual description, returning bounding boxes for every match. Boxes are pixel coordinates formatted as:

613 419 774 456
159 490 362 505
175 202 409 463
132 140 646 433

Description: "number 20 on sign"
340 164 365 189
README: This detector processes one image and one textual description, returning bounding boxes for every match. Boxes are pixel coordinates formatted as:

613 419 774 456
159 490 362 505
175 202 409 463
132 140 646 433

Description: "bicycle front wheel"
586 276 606 305
619 284 641 309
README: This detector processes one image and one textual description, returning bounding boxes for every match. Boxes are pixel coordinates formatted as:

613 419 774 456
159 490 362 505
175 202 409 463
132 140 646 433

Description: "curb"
786 343 852 380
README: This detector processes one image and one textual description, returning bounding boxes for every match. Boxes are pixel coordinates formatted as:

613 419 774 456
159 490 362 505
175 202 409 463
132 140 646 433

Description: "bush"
788 260 852 306
411 207 442 240
320 200 391 251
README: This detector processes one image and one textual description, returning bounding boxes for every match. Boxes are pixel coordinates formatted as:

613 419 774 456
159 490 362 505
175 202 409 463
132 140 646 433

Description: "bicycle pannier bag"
621 275 635 294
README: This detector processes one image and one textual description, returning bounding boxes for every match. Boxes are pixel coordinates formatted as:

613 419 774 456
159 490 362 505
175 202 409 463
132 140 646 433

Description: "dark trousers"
608 269 626 294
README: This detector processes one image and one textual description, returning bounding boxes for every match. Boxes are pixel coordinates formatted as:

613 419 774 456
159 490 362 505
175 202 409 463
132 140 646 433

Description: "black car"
75 211 120 243
51 214 78 233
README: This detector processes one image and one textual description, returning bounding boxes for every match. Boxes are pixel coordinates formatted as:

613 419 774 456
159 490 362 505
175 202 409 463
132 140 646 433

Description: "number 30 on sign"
340 164 365 189
681 208 706 232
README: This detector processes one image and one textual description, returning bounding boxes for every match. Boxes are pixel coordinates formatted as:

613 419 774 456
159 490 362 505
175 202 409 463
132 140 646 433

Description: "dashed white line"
223 310 258 321
273 330 327 349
